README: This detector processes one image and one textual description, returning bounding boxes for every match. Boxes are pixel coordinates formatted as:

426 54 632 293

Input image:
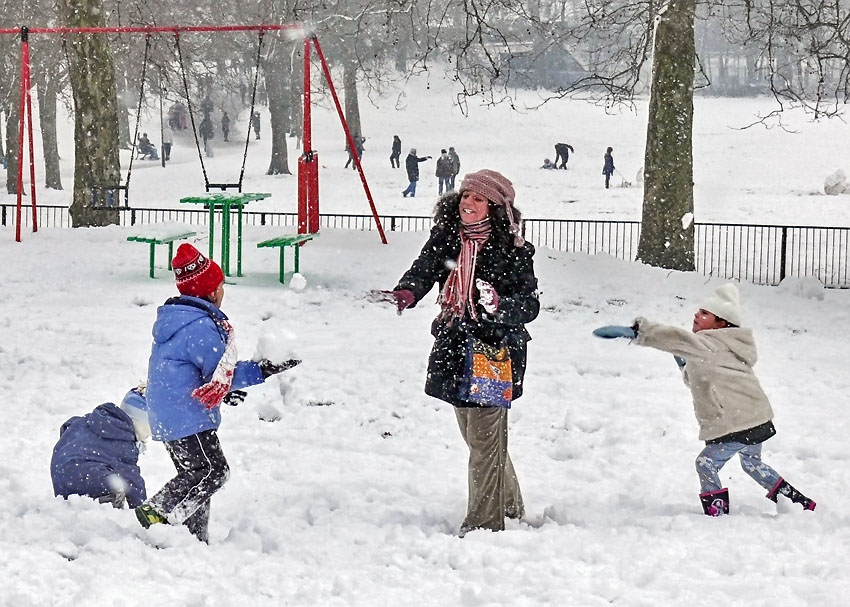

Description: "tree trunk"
342 54 362 146
637 0 696 271
36 75 63 190
60 0 122 227
265 57 291 175
5 71 20 195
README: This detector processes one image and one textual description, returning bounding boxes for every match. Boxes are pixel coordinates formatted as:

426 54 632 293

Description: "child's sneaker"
135 504 168 528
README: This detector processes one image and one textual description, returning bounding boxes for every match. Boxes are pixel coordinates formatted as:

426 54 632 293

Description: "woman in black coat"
378 169 539 536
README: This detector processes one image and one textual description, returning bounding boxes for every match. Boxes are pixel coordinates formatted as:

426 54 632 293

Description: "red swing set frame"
1 23 387 244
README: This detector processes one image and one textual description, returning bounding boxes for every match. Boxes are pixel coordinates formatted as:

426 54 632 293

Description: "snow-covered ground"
2 73 850 606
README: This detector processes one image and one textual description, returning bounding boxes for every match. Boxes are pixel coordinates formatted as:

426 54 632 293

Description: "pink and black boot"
766 478 816 511
699 488 730 516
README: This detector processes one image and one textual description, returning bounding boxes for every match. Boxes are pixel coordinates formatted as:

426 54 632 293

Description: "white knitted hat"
699 283 742 326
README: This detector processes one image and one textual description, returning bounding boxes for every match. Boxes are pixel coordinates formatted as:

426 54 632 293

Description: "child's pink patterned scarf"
192 319 237 410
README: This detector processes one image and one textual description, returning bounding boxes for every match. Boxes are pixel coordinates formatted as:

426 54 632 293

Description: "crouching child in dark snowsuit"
595 283 816 516
51 386 150 509
135 243 299 542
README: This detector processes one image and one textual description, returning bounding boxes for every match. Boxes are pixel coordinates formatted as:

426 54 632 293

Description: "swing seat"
206 182 242 192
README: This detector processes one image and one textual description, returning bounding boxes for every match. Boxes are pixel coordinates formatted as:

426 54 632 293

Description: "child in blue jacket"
51 385 150 509
134 244 297 542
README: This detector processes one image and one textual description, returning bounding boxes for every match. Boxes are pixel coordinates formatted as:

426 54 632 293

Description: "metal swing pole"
16 26 38 242
297 35 314 235
310 35 387 244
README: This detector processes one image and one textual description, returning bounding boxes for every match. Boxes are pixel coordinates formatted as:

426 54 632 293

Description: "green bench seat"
256 233 319 284
127 229 198 278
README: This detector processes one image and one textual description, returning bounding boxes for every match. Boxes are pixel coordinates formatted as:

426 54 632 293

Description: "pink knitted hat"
459 169 524 246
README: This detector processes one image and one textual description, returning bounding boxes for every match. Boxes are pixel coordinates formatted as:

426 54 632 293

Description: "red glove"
369 289 415 315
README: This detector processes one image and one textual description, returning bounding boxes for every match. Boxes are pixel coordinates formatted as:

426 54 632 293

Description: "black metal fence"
3 203 850 287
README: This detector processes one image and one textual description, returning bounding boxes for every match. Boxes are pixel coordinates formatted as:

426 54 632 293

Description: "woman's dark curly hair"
432 191 523 248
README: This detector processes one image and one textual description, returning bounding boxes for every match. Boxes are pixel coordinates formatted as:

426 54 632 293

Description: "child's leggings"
149 429 229 542
695 441 781 493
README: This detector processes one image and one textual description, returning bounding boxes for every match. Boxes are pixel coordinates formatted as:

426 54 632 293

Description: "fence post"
779 227 788 283
1 205 6 227
261 212 266 226
131 209 137 226
390 216 396 231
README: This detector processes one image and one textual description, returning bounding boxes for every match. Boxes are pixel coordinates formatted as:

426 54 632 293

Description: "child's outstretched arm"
632 317 711 359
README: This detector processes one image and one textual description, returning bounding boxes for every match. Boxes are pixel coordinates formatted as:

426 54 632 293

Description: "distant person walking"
402 148 432 198
603 146 615 189
436 149 454 195
161 127 173 162
221 112 231 143
448 146 461 188
345 136 365 170
554 142 574 169
199 116 214 158
390 135 402 168
251 112 261 140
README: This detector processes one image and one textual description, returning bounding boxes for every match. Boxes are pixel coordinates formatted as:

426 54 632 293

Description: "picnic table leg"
279 246 286 284
294 242 301 274
149 242 156 279
208 204 216 262
237 204 244 277
167 242 174 271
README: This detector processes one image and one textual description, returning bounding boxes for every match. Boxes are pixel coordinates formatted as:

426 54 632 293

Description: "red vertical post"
297 36 312 235
15 28 30 242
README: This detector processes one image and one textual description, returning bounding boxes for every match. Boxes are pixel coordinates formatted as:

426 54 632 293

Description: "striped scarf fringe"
439 219 492 322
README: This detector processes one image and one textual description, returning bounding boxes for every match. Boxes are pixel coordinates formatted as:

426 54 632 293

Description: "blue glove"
592 325 637 339
673 355 686 369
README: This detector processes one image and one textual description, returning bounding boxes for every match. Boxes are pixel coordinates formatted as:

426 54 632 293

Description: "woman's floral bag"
458 336 513 407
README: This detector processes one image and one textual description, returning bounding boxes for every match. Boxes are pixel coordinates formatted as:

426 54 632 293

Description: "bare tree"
60 0 122 227
637 0 696 270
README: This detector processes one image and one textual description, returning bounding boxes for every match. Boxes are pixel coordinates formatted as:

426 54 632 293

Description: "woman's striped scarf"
439 218 492 322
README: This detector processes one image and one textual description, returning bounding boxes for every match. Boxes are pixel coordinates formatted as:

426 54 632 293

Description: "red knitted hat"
172 243 224 298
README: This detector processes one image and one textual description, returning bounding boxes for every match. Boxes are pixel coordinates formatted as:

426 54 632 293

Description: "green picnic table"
178 192 271 277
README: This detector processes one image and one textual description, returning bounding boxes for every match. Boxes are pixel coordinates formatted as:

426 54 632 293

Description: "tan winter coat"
633 317 774 441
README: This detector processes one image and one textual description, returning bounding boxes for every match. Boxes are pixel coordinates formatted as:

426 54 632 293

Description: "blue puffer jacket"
147 295 264 442
51 402 146 508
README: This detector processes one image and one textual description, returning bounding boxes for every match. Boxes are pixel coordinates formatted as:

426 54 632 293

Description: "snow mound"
824 169 848 195
777 275 826 300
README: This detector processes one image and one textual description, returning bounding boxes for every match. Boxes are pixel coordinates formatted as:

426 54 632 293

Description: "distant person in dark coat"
251 112 261 140
402 148 432 197
390 135 402 168
603 146 615 189
221 112 231 142
199 116 215 158
448 146 461 188
345 136 365 170
51 386 151 509
436 149 454 194
554 142 574 169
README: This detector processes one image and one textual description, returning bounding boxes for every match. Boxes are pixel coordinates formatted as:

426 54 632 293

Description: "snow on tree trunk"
36 74 62 190
637 0 696 271
265 49 292 176
61 0 122 228
342 53 362 149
